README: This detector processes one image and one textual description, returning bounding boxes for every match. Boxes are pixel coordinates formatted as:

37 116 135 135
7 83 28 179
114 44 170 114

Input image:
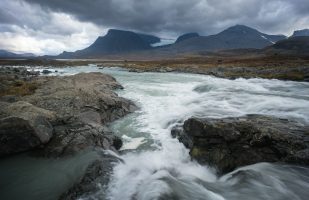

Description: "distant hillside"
58 29 154 58
0 50 35 58
265 36 309 55
165 25 287 53
175 33 199 43
291 29 309 37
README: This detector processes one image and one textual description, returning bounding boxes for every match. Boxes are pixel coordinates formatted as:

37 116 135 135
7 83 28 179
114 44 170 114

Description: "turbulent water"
18 66 309 199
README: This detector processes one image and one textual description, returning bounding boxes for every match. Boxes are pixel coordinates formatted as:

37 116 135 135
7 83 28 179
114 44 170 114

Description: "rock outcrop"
0 68 136 199
0 72 135 157
172 115 309 174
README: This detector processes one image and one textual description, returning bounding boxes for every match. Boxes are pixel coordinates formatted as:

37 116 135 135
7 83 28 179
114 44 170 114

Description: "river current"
2 65 309 200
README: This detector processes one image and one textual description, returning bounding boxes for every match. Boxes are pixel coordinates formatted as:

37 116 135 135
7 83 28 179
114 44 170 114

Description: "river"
2 65 309 200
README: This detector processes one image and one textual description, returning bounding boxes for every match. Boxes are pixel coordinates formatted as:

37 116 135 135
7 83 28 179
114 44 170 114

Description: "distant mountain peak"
57 29 161 58
221 24 258 34
105 29 160 44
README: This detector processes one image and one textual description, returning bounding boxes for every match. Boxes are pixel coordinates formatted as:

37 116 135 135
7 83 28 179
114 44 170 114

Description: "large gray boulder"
172 115 309 173
0 116 53 157
0 101 55 156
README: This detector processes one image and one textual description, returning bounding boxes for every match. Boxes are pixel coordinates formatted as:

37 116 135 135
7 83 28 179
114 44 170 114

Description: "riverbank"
1 53 309 81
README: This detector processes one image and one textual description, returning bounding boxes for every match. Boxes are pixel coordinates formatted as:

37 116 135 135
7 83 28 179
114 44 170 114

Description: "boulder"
0 101 55 156
172 115 309 173
0 116 53 157
3 101 56 123
39 120 122 157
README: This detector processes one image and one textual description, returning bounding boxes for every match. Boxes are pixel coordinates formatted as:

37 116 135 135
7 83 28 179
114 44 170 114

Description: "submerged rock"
172 115 309 173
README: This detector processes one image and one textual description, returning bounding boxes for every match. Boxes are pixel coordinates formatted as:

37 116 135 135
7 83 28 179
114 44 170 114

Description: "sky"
0 0 308 55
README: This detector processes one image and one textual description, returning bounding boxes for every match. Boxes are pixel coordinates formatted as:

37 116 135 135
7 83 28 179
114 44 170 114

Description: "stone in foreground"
172 115 309 173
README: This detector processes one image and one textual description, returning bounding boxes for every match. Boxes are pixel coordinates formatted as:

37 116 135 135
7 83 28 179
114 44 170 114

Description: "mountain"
265 36 309 55
291 29 309 37
58 29 153 58
56 25 289 59
0 50 35 58
137 33 161 45
175 33 199 43
166 25 287 53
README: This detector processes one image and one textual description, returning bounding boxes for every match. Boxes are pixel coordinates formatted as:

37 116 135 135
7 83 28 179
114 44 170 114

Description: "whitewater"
34 66 309 200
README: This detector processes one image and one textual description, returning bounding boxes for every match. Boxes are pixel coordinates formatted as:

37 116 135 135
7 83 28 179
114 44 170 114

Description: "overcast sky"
0 0 308 55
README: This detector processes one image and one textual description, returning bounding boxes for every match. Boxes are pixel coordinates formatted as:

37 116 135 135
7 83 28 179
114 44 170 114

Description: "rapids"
15 66 309 199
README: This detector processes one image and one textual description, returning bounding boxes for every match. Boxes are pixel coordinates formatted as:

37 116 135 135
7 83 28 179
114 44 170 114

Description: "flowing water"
3 66 309 200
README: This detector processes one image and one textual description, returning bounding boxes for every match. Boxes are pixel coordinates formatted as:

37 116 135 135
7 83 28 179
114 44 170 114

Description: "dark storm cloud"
22 0 309 36
1 0 309 55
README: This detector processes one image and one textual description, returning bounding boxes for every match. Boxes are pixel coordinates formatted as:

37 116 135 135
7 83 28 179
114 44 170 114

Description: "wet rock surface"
172 115 309 173
59 151 122 200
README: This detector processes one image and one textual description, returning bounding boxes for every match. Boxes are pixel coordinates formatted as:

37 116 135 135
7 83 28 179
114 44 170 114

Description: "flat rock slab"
172 114 309 173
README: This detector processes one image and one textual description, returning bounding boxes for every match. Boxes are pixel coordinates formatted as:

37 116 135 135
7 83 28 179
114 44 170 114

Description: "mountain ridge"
51 25 304 59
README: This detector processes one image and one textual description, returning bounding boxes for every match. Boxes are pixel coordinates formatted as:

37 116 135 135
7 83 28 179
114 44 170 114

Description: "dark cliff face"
58 29 153 58
175 33 199 43
292 29 309 37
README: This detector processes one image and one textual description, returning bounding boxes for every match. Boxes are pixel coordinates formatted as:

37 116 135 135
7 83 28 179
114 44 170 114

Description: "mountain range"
1 25 309 59
56 25 291 58
166 25 287 53
0 50 35 58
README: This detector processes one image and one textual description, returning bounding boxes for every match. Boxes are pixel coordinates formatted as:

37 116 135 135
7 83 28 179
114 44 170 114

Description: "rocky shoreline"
0 67 136 199
1 57 309 81
127 65 309 82
172 115 309 174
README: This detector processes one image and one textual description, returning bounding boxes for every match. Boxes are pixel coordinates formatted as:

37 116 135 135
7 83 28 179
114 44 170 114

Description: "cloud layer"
0 0 105 55
1 0 309 55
